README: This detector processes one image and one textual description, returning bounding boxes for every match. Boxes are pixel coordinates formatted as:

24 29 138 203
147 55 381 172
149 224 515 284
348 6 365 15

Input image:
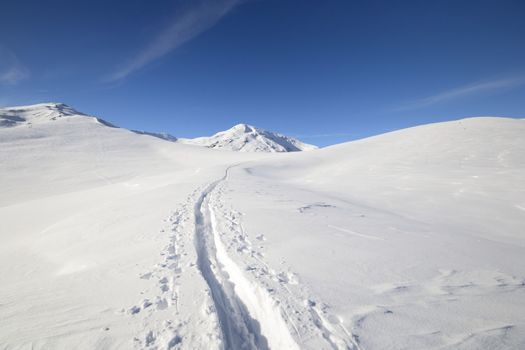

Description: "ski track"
127 165 360 349
194 166 298 350
194 172 266 349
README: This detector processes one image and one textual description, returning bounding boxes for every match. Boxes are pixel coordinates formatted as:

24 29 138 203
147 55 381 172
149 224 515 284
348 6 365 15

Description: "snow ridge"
180 124 318 153
0 102 117 128
1 103 316 153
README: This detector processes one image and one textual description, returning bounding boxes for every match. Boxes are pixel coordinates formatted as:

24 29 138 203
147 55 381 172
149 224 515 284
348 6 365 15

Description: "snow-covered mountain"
0 102 117 128
1 102 524 350
179 123 318 152
1 102 85 126
0 103 316 152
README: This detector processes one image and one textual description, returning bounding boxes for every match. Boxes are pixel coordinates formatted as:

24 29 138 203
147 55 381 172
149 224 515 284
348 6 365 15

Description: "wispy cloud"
397 76 525 111
106 0 242 82
0 46 30 85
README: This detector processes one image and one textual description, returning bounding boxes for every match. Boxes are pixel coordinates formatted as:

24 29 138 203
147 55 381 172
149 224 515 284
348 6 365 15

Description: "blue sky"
1 0 524 146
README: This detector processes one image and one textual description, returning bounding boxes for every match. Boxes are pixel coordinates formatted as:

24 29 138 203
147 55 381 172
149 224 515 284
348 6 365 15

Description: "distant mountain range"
0 103 317 152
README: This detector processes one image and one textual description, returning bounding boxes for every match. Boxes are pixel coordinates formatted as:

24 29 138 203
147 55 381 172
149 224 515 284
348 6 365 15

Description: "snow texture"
1 103 524 350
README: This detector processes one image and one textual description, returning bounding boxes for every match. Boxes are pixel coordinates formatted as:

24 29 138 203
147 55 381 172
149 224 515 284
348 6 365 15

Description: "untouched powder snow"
1 104 524 350
179 123 318 152
224 117 525 350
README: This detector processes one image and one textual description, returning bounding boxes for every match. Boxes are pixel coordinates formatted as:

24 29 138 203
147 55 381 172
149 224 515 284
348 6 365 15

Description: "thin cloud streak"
0 46 30 85
106 0 242 82
397 76 525 111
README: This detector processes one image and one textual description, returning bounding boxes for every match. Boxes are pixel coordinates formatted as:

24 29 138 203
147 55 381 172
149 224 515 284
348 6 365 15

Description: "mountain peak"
229 123 256 133
179 124 318 153
0 102 115 128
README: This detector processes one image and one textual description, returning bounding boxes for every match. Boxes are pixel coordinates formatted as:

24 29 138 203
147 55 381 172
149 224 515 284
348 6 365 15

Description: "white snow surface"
132 130 178 142
179 123 318 152
1 103 524 350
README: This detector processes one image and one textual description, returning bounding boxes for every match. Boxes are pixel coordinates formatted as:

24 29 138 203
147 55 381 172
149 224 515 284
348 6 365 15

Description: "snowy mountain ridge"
0 103 316 152
0 102 119 128
179 123 318 152
0 102 86 127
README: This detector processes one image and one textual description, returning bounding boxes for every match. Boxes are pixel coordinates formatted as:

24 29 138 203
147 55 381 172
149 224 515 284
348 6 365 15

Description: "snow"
222 117 525 349
1 104 524 350
132 130 178 142
179 123 318 152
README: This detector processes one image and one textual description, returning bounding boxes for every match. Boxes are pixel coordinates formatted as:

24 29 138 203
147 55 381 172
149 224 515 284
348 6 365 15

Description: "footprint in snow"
142 299 153 309
129 305 141 315
155 297 169 310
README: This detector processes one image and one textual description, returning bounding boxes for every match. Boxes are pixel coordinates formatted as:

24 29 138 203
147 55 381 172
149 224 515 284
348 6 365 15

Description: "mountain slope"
0 102 117 128
179 123 318 152
1 102 86 127
0 102 269 349
1 104 524 350
225 116 525 350
131 130 178 142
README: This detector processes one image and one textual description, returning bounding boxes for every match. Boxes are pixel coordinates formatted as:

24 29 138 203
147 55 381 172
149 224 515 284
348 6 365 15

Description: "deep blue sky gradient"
1 0 524 146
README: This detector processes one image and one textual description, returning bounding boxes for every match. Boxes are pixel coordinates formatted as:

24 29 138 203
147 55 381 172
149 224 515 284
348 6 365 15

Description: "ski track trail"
126 165 360 349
